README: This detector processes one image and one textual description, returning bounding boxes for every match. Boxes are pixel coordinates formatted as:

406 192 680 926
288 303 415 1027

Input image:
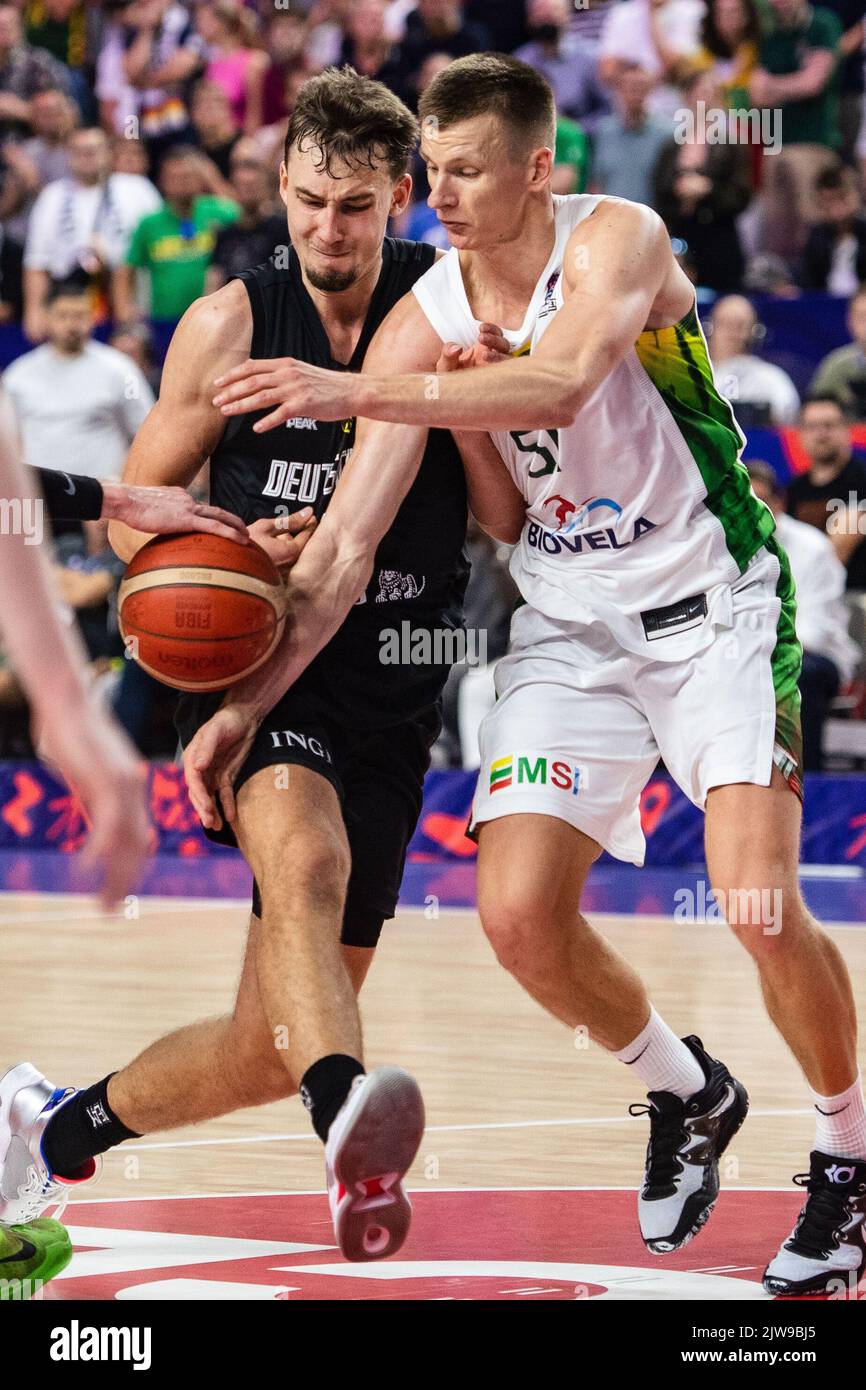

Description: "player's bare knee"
256 837 350 927
479 891 545 974
721 879 808 958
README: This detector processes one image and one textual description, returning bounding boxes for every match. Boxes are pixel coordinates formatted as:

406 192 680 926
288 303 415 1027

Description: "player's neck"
301 252 383 364
459 199 557 330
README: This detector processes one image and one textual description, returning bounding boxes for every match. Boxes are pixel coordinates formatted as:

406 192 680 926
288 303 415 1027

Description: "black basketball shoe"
763 1151 866 1296
630 1035 749 1254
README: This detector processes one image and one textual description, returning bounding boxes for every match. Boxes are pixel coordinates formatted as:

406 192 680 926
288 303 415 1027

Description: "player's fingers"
220 773 237 824
192 504 248 538
252 405 291 433
436 343 463 372
274 506 314 535
213 357 282 389
218 389 278 417
212 372 275 407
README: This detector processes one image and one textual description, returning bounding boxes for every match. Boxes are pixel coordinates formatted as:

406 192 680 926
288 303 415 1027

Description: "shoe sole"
646 1077 750 1255
763 1250 866 1297
331 1067 425 1263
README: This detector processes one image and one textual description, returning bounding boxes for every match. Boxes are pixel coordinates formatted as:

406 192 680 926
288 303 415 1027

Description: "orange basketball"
118 532 286 693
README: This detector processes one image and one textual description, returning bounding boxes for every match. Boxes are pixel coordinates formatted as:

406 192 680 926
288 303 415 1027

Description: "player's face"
281 143 411 293
422 115 551 251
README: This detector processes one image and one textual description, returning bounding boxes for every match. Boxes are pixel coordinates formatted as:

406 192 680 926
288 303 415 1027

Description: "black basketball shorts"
176 691 441 948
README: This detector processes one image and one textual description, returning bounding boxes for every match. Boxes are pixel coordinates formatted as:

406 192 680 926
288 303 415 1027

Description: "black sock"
42 1075 140 1177
300 1054 365 1142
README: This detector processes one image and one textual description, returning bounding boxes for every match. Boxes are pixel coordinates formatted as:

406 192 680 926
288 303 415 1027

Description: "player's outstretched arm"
29 464 248 540
0 392 148 909
184 295 444 829
211 204 686 434
108 282 253 563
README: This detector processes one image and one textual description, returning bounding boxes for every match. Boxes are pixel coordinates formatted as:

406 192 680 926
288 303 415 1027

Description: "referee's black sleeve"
27 466 104 522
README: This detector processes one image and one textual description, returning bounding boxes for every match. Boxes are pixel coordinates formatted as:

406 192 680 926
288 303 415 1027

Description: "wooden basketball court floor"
2 875 865 1300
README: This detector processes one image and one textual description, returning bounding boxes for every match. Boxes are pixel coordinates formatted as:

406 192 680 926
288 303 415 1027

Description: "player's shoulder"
2 343 50 381
172 280 253 356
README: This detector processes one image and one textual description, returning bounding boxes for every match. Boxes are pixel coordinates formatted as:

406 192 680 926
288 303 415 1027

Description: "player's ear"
390 173 413 218
529 146 553 192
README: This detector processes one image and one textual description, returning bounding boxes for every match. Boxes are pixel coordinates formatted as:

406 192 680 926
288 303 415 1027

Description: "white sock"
613 1007 705 1100
810 1073 866 1160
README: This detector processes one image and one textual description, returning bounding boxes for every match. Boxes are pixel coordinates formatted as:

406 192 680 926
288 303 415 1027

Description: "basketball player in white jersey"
186 56 866 1296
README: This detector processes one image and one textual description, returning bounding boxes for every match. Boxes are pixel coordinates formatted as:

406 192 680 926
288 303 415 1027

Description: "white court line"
67 1183 799 1206
121 1106 814 1153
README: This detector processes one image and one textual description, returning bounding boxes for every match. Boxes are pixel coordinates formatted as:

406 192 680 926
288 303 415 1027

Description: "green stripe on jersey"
634 305 776 573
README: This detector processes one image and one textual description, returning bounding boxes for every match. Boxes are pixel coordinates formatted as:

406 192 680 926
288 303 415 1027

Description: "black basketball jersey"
201 239 470 730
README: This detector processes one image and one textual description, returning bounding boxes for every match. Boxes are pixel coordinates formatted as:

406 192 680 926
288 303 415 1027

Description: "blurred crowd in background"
3 0 866 774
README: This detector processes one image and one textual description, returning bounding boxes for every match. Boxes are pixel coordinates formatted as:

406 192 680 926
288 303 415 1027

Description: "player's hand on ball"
183 706 257 831
436 323 511 373
102 482 248 542
247 509 317 570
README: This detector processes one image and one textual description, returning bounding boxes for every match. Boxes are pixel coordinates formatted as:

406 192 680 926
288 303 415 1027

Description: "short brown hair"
417 53 556 159
284 66 419 180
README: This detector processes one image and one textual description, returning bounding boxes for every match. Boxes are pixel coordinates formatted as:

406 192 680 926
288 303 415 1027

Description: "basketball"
117 532 286 692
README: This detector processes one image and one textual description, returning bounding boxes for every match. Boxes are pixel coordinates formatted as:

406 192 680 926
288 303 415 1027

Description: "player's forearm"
224 532 373 722
455 431 526 544
350 357 581 431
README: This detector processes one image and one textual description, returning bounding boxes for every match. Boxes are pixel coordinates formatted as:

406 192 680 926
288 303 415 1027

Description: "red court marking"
46 1188 862 1302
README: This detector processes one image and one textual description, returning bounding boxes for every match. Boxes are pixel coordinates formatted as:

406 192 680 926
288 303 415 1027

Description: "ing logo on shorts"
489 754 587 796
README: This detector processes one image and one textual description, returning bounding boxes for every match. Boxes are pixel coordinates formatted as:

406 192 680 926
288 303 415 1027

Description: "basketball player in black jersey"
0 70 470 1263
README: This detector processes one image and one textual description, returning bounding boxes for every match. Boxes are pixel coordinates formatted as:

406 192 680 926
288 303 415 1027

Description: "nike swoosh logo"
815 1104 849 1116
0 1235 36 1264
60 473 75 495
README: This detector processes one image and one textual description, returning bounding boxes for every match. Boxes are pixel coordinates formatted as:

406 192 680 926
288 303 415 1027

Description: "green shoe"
0 1218 72 1299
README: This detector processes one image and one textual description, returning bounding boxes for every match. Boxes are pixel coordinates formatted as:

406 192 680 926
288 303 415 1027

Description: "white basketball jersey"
412 195 776 659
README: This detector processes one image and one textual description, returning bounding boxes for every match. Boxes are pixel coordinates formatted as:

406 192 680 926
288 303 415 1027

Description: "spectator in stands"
390 0 490 104
597 0 705 118
338 0 403 89
19 86 77 189
206 140 286 292
514 0 611 134
53 522 126 662
3 276 154 480
551 112 590 195
744 249 802 295
196 0 269 138
799 163 866 292
117 0 205 171
253 63 311 167
788 393 866 588
751 0 843 260
810 283 866 414
653 72 752 292
684 0 762 105
261 8 308 128
750 460 858 769
464 0 530 53
189 77 241 180
818 0 866 159
0 2 71 136
23 124 160 341
708 293 801 423
114 145 238 328
112 133 149 177
589 64 671 205
0 86 77 322
109 317 160 396
24 0 95 121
